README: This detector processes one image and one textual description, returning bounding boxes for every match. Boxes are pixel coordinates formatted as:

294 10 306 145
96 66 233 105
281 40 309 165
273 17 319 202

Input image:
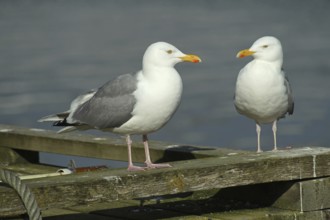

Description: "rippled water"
1 1 330 166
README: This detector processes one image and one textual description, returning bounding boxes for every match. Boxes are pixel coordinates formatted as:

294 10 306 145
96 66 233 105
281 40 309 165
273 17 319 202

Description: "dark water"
1 1 330 167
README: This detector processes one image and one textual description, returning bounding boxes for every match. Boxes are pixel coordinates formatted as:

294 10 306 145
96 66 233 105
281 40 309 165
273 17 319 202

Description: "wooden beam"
272 177 330 212
43 200 330 220
0 124 242 163
1 146 330 217
210 208 330 220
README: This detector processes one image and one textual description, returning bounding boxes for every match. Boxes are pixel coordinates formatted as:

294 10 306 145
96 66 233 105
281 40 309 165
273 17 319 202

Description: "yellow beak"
236 49 255 58
180 54 202 63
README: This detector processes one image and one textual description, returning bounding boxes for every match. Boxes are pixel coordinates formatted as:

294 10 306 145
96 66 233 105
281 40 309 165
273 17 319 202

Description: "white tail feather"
57 126 78 134
38 114 63 122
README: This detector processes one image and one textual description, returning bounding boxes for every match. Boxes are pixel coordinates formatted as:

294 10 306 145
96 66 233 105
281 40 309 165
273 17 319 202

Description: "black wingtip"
53 119 70 127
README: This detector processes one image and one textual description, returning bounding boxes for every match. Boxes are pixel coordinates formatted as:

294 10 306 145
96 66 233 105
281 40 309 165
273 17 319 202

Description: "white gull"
234 36 294 152
39 42 201 171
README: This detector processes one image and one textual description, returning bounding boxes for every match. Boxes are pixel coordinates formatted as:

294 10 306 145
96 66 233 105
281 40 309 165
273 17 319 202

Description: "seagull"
234 36 294 153
39 42 201 171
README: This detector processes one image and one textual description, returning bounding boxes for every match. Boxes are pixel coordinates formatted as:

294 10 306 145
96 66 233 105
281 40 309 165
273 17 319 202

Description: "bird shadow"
154 145 216 163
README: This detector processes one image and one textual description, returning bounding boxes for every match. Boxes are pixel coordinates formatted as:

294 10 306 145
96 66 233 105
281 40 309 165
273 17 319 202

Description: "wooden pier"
1 124 330 219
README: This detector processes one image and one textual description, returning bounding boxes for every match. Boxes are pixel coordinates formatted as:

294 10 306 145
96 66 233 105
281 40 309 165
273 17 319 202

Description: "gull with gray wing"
234 36 294 152
39 42 201 171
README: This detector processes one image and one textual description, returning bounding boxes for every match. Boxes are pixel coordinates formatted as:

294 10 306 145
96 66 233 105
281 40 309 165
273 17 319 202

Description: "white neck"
142 63 177 79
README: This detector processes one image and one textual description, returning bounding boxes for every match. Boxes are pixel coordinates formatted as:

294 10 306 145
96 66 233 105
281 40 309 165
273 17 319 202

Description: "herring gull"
234 36 294 152
39 42 201 171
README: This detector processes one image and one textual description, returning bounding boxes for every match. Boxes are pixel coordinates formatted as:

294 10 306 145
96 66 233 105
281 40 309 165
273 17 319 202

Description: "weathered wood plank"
0 124 243 163
69 200 187 220
3 163 59 175
41 195 330 219
208 208 330 220
0 147 59 176
1 147 330 217
272 177 330 212
39 202 330 220
43 208 121 220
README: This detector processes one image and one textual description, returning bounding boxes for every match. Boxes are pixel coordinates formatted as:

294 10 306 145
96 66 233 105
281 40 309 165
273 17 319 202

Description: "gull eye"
166 50 173 54
262 45 268 48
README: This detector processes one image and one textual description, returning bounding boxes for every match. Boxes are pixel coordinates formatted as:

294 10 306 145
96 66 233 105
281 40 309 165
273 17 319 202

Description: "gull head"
236 36 283 63
143 42 201 68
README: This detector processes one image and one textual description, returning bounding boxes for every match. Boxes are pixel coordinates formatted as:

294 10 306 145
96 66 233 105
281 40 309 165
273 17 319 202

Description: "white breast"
113 69 183 134
235 61 288 124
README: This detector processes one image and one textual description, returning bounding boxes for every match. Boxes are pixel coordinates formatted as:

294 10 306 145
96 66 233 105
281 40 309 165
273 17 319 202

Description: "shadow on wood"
2 124 330 219
155 145 216 163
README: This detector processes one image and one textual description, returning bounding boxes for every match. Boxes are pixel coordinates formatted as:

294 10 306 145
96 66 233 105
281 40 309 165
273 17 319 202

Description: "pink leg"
143 134 172 169
256 123 262 153
126 135 146 171
272 120 278 151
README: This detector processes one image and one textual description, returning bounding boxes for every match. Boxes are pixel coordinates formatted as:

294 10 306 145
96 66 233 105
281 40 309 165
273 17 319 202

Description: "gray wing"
283 69 294 115
71 73 138 129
